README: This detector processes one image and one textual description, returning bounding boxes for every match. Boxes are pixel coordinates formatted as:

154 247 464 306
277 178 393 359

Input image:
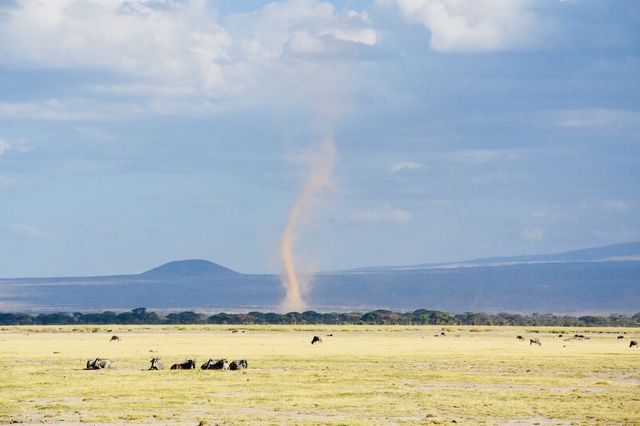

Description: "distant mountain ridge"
349 242 640 272
0 242 639 314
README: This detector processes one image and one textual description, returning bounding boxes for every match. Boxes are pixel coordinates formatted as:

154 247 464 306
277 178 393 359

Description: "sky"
0 0 639 277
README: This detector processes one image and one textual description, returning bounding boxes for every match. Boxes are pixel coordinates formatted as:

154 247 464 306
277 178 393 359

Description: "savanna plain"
0 325 638 425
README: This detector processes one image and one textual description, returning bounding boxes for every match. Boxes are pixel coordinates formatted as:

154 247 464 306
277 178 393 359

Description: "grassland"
0 325 638 425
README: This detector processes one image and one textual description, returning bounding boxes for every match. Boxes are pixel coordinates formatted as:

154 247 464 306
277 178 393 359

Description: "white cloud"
0 138 31 154
396 0 543 52
11 223 52 239
0 0 378 101
391 161 423 172
602 199 631 213
549 108 640 129
0 0 231 94
0 99 104 121
0 138 10 155
352 203 413 223
0 176 17 188
332 28 377 45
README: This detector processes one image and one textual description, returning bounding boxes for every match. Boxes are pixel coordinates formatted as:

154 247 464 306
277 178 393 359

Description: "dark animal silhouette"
573 334 587 340
231 329 238 334
170 359 196 370
530 338 541 346
229 359 248 370
86 358 114 369
311 336 322 345
110 335 120 342
516 335 525 341
617 336 625 340
326 334 333 337
149 358 164 370
630 340 638 348
201 359 229 370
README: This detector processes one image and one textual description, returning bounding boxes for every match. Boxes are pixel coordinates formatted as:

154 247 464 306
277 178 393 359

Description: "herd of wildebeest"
83 332 637 371
515 333 638 348
84 356 249 371
84 334 327 370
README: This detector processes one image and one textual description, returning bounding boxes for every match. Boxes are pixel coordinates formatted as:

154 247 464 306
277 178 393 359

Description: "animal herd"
516 334 638 348
88 333 329 370
85 357 249 371
86 331 636 370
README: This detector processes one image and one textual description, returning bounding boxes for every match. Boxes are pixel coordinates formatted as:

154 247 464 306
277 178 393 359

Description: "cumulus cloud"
352 203 413 223
396 0 543 52
0 0 232 94
0 0 378 101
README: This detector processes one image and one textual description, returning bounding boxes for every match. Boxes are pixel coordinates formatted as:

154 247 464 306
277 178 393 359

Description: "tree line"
0 307 639 327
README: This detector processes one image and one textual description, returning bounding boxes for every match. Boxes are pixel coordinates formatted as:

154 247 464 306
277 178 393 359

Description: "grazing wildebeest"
201 359 229 370
231 329 238 334
110 335 120 342
170 359 196 370
148 358 164 370
630 340 638 348
530 338 541 346
86 358 114 369
617 335 625 340
229 359 248 370
311 336 322 345
516 335 525 341
573 334 586 340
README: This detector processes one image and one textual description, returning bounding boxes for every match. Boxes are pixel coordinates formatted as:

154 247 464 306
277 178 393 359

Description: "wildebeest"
170 359 196 370
201 359 229 370
530 338 541 346
516 335 525 341
148 358 164 370
86 358 114 369
110 335 120 342
311 336 322 345
617 335 625 340
229 359 248 370
573 334 587 340
630 340 638 348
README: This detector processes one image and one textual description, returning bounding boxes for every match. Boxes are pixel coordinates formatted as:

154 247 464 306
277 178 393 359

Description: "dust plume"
279 137 336 312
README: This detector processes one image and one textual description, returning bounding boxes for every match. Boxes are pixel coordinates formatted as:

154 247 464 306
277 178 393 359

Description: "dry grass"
0 325 638 425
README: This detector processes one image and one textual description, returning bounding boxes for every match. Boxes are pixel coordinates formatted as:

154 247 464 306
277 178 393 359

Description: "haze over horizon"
1 0 639 278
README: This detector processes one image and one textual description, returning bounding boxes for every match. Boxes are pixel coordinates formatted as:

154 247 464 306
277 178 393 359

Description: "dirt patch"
502 416 575 425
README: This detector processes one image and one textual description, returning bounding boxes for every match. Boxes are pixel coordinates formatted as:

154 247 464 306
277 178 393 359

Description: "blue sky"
0 0 639 277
